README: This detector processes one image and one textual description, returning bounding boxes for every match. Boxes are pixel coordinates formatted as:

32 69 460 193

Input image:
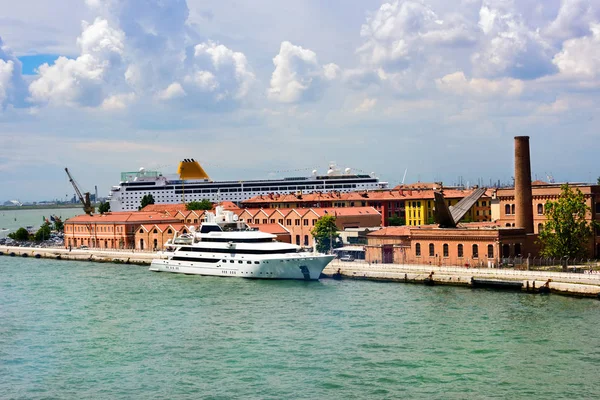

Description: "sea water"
1 256 599 399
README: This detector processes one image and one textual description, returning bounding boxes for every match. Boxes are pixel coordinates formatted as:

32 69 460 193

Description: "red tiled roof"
248 223 290 235
242 188 489 204
368 226 412 236
66 211 179 224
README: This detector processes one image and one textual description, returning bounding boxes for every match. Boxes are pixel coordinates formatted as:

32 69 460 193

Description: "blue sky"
1 0 600 202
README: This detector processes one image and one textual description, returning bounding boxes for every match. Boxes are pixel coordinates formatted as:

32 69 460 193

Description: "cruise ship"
108 160 388 211
149 207 335 280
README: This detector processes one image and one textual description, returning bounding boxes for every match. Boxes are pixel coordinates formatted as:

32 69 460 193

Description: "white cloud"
268 41 334 103
553 23 600 79
0 59 14 106
188 41 255 101
28 18 125 107
545 0 596 40
536 98 569 114
354 97 377 113
0 36 26 108
156 82 186 100
357 1 478 70
436 71 524 97
323 63 341 80
101 92 135 110
472 3 556 80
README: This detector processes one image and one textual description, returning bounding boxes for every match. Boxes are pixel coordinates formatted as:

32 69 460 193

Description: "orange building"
236 207 381 247
366 223 529 267
241 188 492 227
64 212 181 250
493 182 600 257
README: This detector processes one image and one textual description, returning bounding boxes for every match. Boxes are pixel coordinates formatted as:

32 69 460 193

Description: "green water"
0 208 82 235
1 256 599 399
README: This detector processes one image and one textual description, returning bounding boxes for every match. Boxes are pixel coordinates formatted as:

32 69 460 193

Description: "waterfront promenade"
2 245 600 298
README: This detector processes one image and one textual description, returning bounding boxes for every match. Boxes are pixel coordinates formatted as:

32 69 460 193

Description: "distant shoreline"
0 205 88 211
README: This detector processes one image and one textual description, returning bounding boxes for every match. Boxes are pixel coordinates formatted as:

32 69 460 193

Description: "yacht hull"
150 254 335 280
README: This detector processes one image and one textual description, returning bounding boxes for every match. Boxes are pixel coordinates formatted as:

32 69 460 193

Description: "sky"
1 0 599 202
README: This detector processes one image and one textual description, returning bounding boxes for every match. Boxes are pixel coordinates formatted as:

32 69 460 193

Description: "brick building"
241 188 492 227
366 223 529 267
236 207 381 247
492 182 600 257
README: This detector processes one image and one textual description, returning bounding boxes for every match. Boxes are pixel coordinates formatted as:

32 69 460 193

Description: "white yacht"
149 207 335 280
108 159 388 211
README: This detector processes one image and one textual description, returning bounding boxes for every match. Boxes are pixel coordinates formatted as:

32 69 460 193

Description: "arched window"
457 244 463 258
505 204 511 215
139 229 143 233
511 204 515 214
153 229 158 234
167 229 172 234
415 243 421 256
506 223 511 227
472 244 479 258
443 244 449 257
429 243 435 257
304 235 309 246
537 204 543 215
487 244 494 258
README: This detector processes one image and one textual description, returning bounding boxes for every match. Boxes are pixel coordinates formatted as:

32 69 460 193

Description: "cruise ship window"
230 260 234 263
247 261 251 264
238 261 243 263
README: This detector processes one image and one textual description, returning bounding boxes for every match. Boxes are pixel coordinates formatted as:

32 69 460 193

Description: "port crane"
65 168 94 215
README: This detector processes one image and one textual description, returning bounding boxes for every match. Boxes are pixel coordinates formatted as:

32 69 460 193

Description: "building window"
429 243 435 257
167 229 172 234
263 219 267 224
505 204 511 215
472 244 479 259
457 244 463 258
286 219 292 226
443 244 449 257
295 219 300 226
537 204 544 215
415 243 421 256
139 229 143 233
304 235 309 246
538 223 543 233
487 244 494 258
511 204 515 214
295 235 300 245
153 229 158 234
303 219 309 226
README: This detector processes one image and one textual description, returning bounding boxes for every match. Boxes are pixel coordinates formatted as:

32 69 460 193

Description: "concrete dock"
323 261 600 298
2 246 600 298
0 245 162 265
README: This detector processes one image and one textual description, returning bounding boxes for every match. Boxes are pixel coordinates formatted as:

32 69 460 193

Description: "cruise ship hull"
149 254 335 280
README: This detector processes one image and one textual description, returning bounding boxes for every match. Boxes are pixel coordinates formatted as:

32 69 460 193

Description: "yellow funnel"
177 159 210 180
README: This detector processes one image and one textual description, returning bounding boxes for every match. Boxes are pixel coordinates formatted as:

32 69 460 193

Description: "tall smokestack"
514 136 534 234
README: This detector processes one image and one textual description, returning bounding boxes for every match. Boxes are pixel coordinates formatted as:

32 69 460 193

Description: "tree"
388 215 405 226
8 227 30 241
310 214 340 253
186 199 213 211
139 194 155 210
53 218 64 233
538 184 597 264
597 176 600 185
98 201 111 214
35 222 52 242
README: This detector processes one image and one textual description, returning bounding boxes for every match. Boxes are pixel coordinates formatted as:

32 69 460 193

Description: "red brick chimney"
514 136 534 233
